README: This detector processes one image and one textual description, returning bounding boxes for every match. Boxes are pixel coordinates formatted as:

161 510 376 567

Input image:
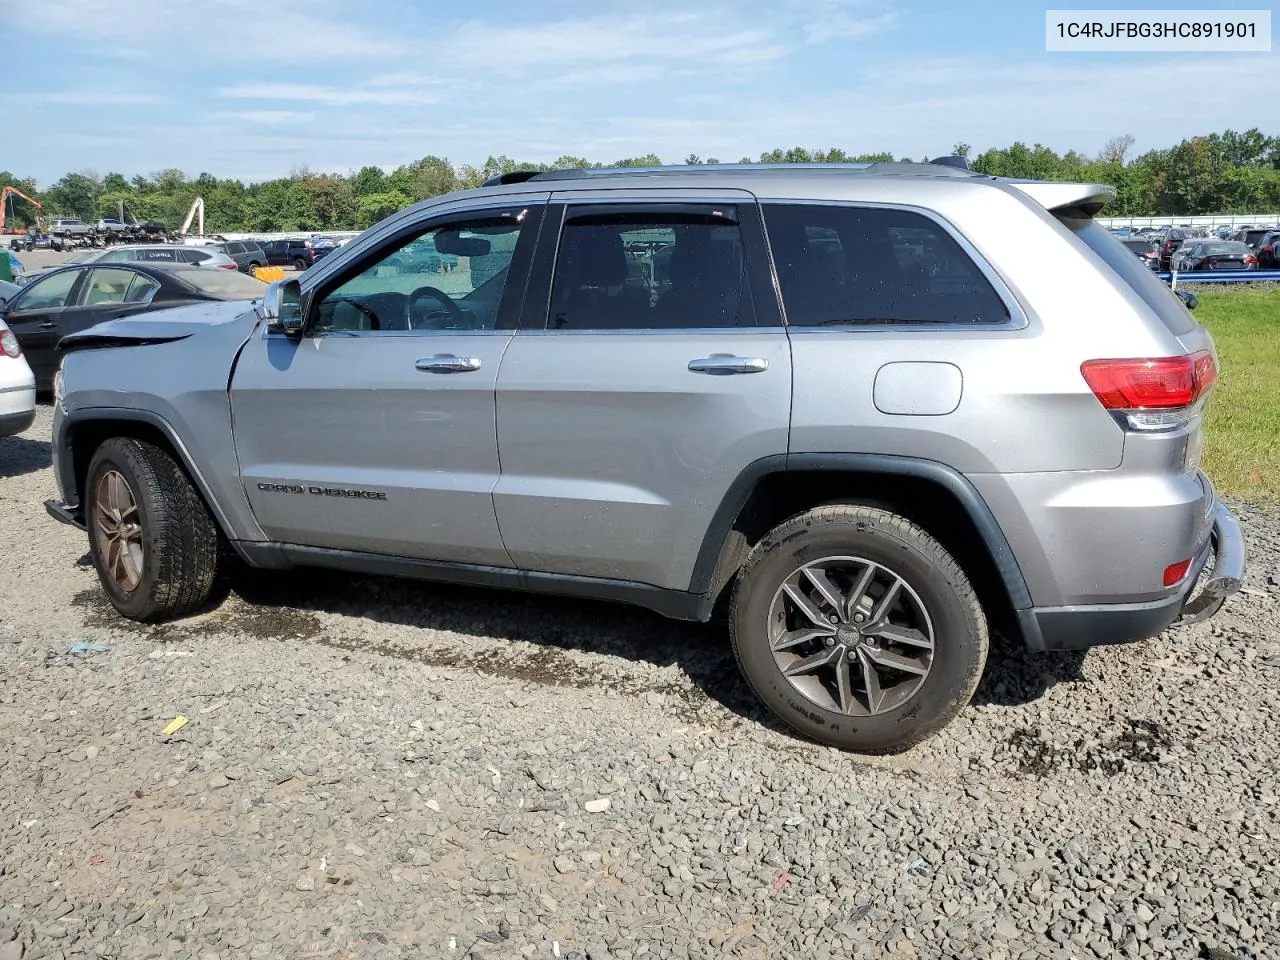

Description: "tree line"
3 128 1277 234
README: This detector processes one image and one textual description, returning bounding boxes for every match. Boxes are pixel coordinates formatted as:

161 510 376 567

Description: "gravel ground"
2 404 1278 960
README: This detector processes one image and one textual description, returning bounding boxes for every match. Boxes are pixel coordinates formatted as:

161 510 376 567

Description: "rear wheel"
729 505 988 752
86 437 224 622
293 257 308 272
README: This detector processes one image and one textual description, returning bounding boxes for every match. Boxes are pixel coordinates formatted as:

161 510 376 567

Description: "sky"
1 0 1275 186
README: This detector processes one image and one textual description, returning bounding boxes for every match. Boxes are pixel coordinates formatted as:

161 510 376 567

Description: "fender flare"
57 406 240 540
688 452 1034 613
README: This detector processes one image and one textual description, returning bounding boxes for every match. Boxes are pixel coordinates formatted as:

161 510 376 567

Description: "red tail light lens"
1081 351 1216 430
219 263 238 270
1245 256 1258 265
1163 559 1192 586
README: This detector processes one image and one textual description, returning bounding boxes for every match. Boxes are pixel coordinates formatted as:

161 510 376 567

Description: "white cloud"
21 91 166 106
0 0 405 62
791 0 896 44
215 110 317 125
219 83 441 107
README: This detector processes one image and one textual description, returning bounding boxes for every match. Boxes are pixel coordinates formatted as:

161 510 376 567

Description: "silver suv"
44 161 1245 751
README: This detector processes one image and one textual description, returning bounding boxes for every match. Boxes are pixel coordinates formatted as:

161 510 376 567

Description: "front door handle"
39 322 58 329
688 355 769 375
415 354 482 373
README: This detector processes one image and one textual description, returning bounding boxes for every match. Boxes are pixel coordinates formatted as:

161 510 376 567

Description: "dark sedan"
1170 241 1258 274
0 263 265 390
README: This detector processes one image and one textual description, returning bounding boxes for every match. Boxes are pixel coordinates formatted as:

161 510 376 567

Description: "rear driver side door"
493 191 791 594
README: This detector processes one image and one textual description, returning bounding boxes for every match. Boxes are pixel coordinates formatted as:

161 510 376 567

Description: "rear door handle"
415 354 482 373
39 322 58 329
688 355 769 375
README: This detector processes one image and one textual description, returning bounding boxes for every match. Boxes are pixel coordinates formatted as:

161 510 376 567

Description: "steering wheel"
406 285 471 330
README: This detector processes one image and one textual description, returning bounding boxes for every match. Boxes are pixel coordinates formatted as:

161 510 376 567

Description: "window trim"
518 198 783 334
287 202 546 339
760 199 1028 333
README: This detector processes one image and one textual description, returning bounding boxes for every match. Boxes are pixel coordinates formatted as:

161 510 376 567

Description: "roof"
481 157 982 188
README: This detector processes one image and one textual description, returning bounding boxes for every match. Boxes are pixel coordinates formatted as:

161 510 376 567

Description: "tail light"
1245 255 1258 266
0 320 20 358
1080 351 1216 431
219 263 238 270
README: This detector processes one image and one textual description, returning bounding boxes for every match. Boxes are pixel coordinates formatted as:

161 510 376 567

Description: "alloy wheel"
93 470 145 591
767 556 935 716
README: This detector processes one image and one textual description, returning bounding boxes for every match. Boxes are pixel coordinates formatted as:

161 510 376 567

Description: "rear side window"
1062 217 1195 336
178 249 206 264
763 204 1010 326
549 208 754 330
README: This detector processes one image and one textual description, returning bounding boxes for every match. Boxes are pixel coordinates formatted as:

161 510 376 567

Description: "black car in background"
1255 231 1280 268
1120 237 1161 271
211 240 269 274
1229 227 1273 250
0 263 265 390
260 238 334 271
1170 240 1258 273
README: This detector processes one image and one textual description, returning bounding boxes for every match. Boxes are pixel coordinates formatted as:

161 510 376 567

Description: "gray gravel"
2 404 1278 960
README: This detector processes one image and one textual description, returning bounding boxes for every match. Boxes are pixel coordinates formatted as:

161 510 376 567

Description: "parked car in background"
44 162 1245 752
1171 240 1257 272
95 217 130 237
0 311 36 437
1157 227 1189 269
1230 227 1273 250
1121 237 1161 271
1254 231 1280 269
48 218 91 247
261 238 332 271
0 263 266 390
211 240 268 274
96 244 239 270
3 251 22 282
9 232 52 252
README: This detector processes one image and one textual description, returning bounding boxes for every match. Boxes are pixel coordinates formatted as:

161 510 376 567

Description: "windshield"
1060 216 1194 335
173 269 267 299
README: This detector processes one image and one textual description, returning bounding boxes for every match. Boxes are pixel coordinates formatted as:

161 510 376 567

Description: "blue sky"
1 0 1275 186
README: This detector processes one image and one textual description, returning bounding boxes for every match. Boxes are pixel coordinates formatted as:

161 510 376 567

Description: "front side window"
314 209 526 333
764 204 1010 326
548 208 754 330
14 269 79 310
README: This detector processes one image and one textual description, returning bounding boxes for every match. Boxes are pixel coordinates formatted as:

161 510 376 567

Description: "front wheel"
86 437 224 622
729 505 988 752
293 258 308 271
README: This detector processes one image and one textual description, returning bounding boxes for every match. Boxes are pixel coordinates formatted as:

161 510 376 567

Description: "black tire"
729 505 987 753
85 437 224 622
293 257 308 271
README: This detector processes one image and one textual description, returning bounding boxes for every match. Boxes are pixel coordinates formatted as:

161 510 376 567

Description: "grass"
1192 285 1280 499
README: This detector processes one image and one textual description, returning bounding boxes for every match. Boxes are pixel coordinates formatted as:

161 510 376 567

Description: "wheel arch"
692 454 1040 648
61 409 238 543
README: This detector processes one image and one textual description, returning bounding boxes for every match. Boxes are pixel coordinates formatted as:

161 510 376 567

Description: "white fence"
1098 213 1280 230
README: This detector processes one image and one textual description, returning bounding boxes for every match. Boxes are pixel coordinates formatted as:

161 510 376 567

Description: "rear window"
763 204 1010 326
1061 216 1194 335
173 269 267 299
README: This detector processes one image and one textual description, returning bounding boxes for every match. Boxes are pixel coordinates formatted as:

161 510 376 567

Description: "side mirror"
1175 289 1198 311
261 278 304 334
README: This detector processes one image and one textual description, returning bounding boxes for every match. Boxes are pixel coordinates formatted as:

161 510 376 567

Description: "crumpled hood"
58 300 262 353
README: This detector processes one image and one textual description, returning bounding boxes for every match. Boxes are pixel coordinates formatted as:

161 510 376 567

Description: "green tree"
44 172 101 220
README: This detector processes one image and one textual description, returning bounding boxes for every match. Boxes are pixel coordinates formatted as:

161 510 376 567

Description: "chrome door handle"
688 355 769 375
415 354 482 373
39 322 58 329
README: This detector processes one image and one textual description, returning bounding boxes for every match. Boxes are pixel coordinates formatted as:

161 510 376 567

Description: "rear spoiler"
1004 180 1116 217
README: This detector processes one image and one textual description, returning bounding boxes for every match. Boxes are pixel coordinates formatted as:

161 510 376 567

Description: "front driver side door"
2 268 85 386
229 198 546 565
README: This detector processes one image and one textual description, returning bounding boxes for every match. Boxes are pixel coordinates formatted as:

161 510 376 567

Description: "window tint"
315 210 525 333
15 269 79 310
125 273 161 303
178 248 205 264
549 209 754 330
1062 216 1195 335
82 268 138 306
99 248 133 262
764 204 1009 326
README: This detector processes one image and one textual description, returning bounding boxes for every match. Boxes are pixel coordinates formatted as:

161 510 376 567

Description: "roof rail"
480 170 546 187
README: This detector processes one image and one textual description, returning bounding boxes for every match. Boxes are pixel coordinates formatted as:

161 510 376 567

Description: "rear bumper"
1021 502 1245 652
